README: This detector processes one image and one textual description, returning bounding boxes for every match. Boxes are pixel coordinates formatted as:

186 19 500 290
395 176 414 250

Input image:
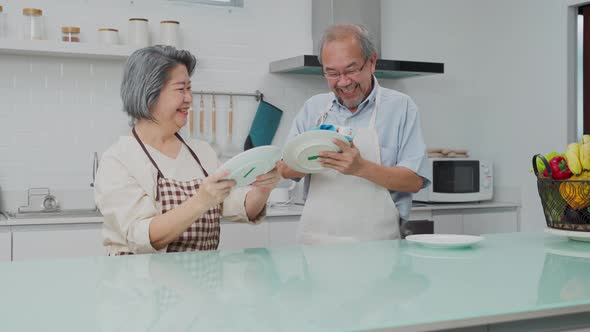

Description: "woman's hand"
250 165 281 193
244 164 281 221
195 169 236 209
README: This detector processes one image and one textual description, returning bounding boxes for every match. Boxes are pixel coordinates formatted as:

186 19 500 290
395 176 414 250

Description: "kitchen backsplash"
0 55 127 190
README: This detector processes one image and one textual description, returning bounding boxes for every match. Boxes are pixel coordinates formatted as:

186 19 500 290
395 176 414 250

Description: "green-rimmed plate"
219 145 281 188
282 130 350 174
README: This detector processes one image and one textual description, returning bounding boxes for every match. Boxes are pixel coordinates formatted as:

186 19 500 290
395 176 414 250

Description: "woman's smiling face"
150 64 193 131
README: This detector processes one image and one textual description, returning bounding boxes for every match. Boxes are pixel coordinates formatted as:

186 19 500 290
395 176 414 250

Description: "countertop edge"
392 303 590 332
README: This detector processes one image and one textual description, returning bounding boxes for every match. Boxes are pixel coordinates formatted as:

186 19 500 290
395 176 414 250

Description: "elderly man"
279 24 430 244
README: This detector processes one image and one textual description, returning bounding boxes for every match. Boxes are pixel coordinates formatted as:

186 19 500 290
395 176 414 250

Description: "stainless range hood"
269 55 444 79
269 0 444 79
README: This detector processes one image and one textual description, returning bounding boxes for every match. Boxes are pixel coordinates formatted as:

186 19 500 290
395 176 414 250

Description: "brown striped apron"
116 128 222 255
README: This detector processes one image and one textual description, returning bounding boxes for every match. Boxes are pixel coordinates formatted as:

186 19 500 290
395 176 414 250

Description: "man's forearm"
356 159 423 193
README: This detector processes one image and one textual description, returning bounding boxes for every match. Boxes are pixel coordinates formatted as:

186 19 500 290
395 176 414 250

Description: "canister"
160 20 179 47
98 28 119 45
22 8 44 40
61 26 80 42
128 18 149 47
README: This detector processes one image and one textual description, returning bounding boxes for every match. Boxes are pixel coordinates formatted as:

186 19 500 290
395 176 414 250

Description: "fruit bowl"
533 154 590 232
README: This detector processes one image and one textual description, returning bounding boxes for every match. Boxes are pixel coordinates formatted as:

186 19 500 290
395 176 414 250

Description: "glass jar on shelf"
61 26 80 42
22 8 44 40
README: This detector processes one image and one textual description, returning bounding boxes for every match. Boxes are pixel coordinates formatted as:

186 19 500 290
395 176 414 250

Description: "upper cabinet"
269 55 444 79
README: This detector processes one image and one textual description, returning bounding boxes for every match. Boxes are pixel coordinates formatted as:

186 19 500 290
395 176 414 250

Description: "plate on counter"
545 228 590 243
219 145 281 188
405 234 484 249
282 130 350 174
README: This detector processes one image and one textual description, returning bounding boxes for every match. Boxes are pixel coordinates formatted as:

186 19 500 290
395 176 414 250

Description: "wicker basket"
533 154 590 232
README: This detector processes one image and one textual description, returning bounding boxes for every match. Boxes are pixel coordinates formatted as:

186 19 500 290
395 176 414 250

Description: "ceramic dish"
405 234 484 249
219 145 281 188
282 130 350 173
545 228 590 243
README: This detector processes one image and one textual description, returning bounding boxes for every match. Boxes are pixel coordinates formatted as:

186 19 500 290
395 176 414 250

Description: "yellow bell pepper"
559 173 590 210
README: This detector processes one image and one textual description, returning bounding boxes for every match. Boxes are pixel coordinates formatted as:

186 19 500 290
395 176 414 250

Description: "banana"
581 138 590 170
566 143 582 175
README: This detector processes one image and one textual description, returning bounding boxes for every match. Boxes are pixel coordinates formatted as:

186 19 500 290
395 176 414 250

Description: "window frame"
168 0 243 7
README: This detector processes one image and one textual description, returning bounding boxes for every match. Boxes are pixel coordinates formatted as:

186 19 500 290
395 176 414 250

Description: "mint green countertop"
1 232 589 331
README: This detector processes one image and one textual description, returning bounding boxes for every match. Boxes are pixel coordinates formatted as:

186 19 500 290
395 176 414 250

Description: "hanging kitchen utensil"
199 93 205 138
210 94 219 155
228 95 233 141
244 96 283 150
222 95 241 157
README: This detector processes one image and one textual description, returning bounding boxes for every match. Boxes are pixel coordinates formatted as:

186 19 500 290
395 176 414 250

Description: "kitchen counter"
0 201 517 226
0 205 305 226
0 231 589 331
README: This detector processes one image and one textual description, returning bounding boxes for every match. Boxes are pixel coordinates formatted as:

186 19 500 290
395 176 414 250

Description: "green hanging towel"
244 97 283 150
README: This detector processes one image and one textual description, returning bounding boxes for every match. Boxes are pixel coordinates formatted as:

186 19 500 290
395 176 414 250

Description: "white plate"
219 145 281 188
405 234 484 249
282 130 350 174
545 228 590 243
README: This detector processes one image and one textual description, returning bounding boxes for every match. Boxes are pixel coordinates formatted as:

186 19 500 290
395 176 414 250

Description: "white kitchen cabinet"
218 222 268 250
12 223 105 261
463 209 518 235
268 217 300 247
432 212 463 234
0 230 11 262
432 208 519 235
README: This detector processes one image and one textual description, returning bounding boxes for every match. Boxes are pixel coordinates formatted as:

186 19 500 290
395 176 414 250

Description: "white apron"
297 89 400 244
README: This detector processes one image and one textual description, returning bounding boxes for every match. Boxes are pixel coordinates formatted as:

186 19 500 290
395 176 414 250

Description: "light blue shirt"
287 77 430 220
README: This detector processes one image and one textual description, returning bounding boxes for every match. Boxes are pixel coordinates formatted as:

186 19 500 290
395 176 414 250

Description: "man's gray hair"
121 45 196 123
317 24 377 64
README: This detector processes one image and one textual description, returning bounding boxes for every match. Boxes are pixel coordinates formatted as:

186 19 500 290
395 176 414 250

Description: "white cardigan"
94 135 261 255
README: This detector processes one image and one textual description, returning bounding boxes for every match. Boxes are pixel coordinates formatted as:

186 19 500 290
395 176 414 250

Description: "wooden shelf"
0 39 135 60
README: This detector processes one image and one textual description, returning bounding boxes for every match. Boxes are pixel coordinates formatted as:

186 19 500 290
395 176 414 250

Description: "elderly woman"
95 46 279 255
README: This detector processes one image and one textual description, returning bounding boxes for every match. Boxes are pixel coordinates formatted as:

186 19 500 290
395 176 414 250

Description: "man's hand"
318 139 365 175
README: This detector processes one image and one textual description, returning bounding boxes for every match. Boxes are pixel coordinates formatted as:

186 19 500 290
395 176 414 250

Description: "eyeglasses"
323 58 369 80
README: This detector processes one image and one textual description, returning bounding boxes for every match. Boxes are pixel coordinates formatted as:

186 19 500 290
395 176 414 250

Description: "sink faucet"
90 152 99 188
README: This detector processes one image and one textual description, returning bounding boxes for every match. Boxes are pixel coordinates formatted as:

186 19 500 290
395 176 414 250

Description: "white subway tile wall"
0 0 326 210
0 54 129 190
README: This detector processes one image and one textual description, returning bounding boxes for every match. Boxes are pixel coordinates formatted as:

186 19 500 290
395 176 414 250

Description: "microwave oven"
413 158 493 203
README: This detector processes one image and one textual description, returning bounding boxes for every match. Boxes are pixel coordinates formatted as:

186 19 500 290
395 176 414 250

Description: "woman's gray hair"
317 24 377 64
121 45 196 123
